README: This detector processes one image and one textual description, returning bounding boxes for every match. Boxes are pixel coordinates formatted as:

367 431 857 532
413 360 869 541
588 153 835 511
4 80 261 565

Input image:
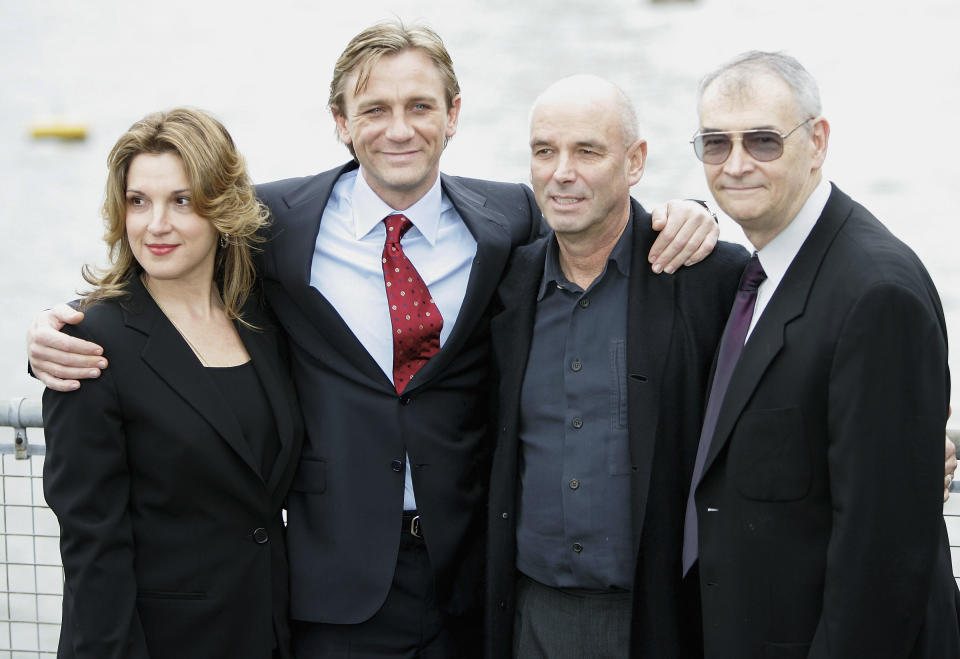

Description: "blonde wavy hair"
81 108 268 325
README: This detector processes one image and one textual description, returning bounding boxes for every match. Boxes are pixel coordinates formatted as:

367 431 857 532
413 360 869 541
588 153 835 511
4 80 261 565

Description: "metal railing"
2 398 960 657
2 397 58 657
4 397 43 460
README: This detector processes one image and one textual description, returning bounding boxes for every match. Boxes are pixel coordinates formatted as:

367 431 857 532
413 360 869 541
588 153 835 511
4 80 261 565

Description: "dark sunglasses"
691 117 814 165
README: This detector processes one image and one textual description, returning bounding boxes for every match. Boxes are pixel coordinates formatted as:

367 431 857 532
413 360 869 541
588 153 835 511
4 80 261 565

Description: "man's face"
334 48 460 210
698 72 827 248
529 95 645 242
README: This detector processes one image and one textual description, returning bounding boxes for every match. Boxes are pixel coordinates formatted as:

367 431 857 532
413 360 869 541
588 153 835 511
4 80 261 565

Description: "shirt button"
572 542 583 553
501 512 509 519
571 417 583 429
569 479 580 490
391 460 403 472
571 359 582 372
253 528 269 544
578 298 590 308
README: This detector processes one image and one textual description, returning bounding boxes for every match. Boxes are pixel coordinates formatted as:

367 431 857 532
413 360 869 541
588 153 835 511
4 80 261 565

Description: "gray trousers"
513 574 632 659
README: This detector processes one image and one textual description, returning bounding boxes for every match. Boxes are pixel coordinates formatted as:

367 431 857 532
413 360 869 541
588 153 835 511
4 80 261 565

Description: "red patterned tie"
382 214 443 393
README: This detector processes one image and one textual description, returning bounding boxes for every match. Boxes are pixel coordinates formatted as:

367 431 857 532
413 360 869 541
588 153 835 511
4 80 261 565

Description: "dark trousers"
512 573 632 659
292 524 479 659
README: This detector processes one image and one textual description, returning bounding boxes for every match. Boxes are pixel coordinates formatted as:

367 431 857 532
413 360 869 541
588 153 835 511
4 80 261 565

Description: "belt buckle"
410 515 422 538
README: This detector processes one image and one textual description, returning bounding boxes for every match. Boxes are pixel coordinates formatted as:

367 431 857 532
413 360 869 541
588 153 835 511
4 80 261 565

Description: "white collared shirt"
748 178 832 338
309 167 478 508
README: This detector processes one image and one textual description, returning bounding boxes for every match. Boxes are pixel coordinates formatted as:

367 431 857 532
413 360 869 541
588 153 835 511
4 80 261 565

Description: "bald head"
531 74 639 146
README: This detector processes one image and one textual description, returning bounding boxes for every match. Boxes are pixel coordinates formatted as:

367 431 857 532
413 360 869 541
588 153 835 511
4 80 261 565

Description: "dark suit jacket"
693 184 960 658
485 199 749 658
254 162 543 631
42 276 303 659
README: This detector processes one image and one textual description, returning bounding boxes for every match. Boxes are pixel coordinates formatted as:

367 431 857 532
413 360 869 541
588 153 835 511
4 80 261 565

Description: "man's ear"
627 139 647 185
333 107 353 145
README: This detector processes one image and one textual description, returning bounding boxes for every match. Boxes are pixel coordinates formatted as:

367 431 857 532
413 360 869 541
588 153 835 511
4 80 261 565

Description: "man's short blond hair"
328 20 460 157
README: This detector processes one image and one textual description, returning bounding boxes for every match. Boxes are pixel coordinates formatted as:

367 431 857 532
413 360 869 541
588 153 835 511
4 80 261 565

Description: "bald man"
484 75 749 659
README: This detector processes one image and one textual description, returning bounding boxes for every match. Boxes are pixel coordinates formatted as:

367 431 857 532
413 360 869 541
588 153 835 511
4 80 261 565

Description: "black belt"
401 511 422 538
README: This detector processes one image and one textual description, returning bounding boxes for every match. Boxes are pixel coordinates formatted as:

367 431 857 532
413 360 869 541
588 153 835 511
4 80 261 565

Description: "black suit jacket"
485 199 749 658
254 162 542 628
42 276 303 659
693 184 960 658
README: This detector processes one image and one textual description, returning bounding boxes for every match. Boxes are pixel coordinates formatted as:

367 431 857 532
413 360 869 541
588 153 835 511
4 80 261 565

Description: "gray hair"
698 51 822 121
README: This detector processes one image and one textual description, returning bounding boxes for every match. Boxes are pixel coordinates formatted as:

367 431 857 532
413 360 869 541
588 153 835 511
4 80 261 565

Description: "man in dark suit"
485 74 749 659
27 22 721 658
684 51 960 657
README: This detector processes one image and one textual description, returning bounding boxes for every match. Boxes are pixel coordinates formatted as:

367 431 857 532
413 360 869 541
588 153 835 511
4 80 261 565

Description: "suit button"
399 395 412 406
498 600 506 609
501 512 509 519
572 542 583 553
569 479 580 490
253 528 269 544
571 359 582 372
391 460 403 472
571 417 583 429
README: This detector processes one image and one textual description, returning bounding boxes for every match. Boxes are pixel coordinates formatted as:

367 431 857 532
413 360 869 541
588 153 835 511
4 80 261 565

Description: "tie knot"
384 214 412 245
739 253 767 293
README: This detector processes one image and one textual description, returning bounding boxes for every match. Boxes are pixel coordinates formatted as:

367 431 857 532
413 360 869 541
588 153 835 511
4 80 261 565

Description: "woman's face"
125 152 218 287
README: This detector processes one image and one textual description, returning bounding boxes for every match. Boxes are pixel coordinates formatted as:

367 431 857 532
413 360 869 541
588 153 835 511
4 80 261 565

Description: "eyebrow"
125 188 191 195
529 139 606 150
699 125 778 134
356 95 440 109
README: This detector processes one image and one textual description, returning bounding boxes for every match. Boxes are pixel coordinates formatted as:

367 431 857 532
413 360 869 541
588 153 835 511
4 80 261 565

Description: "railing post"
6 397 43 459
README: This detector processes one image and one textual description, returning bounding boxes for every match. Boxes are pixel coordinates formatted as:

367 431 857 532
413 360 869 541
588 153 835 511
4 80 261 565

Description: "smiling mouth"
147 244 178 255
551 196 584 206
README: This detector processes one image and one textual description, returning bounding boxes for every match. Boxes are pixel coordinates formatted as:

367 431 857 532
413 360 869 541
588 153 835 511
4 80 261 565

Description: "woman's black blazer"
43 276 303 659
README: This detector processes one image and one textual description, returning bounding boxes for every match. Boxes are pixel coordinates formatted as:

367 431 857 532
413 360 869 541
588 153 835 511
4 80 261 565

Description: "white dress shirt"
748 178 832 338
309 167 478 509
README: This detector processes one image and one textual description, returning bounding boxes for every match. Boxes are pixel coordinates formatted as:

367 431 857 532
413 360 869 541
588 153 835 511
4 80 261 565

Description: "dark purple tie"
682 252 767 575
382 214 443 394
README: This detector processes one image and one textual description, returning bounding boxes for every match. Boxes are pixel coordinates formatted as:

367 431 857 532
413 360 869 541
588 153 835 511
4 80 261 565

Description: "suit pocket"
291 457 327 494
607 339 631 475
729 407 811 501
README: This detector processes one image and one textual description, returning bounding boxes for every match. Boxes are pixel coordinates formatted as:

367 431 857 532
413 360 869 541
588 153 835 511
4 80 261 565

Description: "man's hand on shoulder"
27 304 107 392
648 199 720 274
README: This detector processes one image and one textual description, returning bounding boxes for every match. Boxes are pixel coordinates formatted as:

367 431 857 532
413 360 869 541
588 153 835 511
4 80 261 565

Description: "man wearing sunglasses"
683 51 960 657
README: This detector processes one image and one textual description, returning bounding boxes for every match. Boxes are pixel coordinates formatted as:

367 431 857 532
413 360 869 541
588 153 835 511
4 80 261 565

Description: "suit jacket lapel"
703 185 853 473
624 201 676 549
406 174 514 391
126 278 262 478
268 161 391 389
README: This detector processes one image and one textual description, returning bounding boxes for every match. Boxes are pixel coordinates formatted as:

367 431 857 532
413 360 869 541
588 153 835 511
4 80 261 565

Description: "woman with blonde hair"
42 108 302 659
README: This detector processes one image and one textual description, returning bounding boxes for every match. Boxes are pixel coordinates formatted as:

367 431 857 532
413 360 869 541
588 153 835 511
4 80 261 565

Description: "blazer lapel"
624 201 676 548
237 303 298 493
125 278 262 478
405 174 514 391
703 185 853 473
